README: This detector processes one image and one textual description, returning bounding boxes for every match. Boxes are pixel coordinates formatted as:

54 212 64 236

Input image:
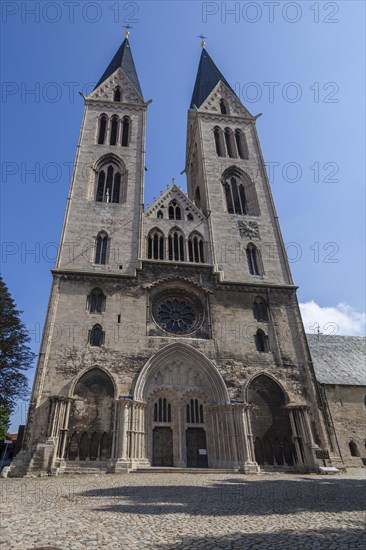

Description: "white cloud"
299 301 366 337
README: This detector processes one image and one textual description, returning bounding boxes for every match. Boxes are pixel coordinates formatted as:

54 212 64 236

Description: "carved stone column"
244 405 256 464
287 406 317 468
58 398 73 461
110 399 119 460
113 399 132 471
232 403 259 473
130 401 149 468
114 399 149 471
227 405 239 467
177 400 186 467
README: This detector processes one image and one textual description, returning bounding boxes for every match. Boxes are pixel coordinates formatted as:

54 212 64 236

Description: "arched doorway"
185 397 208 468
66 368 115 461
134 343 230 468
248 375 295 467
151 396 174 466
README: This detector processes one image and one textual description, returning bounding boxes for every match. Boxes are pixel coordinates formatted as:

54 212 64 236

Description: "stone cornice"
196 112 255 124
85 98 146 111
52 268 298 294
217 281 298 293
52 269 137 282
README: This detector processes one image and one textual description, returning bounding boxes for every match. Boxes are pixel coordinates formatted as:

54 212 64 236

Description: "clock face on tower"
152 290 204 335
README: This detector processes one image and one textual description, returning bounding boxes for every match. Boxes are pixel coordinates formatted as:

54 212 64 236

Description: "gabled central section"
143 183 210 264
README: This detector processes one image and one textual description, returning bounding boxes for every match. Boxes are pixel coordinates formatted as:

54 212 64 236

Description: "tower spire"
190 47 237 109
94 35 143 98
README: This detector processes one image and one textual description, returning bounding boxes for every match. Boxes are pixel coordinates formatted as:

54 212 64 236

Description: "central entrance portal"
186 428 208 468
152 427 173 466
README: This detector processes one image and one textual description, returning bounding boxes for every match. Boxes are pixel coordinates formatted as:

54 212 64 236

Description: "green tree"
0 406 10 440
0 275 35 437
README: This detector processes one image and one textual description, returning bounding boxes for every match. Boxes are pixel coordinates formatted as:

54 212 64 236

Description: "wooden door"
152 427 173 466
186 428 208 468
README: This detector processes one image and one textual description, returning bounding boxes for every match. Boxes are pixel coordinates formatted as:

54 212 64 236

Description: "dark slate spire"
190 47 236 108
94 38 143 98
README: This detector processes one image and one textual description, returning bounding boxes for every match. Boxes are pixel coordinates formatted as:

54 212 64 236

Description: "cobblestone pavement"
1 470 365 549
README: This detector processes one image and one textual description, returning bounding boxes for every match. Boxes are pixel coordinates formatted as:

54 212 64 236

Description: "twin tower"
12 37 342 475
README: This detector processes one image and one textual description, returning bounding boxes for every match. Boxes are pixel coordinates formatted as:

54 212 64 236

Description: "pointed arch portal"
133 343 231 468
134 343 230 404
65 368 115 462
248 375 295 467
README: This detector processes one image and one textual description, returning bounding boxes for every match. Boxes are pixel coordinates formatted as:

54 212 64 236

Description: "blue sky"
1 1 365 430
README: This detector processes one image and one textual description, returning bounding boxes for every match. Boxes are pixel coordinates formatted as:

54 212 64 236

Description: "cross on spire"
197 34 207 48
124 24 133 38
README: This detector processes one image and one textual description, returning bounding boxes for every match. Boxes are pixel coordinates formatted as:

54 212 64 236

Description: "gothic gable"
88 68 144 105
145 184 206 222
199 81 253 118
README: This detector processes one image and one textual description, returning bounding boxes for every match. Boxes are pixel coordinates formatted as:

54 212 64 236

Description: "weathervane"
124 24 133 38
197 34 207 48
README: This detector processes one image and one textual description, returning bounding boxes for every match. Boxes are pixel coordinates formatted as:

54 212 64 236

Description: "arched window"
168 200 181 220
255 329 268 352
187 213 194 221
219 98 228 114
224 128 237 158
168 229 185 261
235 129 249 160
147 229 165 260
100 432 111 460
224 175 247 215
247 244 261 276
97 114 107 145
214 127 225 157
95 232 108 265
186 398 204 424
349 441 360 457
153 397 172 422
188 232 205 263
79 432 89 460
90 324 104 347
114 87 121 102
254 437 264 465
96 161 122 203
89 432 99 460
88 288 105 313
194 186 201 209
157 210 163 219
222 167 260 216
109 115 118 146
253 296 268 321
121 116 130 147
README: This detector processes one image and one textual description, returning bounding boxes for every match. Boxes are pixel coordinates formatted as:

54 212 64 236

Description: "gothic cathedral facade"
12 38 343 476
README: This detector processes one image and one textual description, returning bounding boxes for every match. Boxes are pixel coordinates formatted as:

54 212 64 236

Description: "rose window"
157 299 195 333
152 291 204 335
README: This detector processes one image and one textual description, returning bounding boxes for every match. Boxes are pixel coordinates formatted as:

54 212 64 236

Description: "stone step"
62 461 108 475
258 465 297 473
63 469 108 475
129 467 240 474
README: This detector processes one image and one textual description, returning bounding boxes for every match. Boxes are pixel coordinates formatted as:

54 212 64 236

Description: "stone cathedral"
12 36 344 476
